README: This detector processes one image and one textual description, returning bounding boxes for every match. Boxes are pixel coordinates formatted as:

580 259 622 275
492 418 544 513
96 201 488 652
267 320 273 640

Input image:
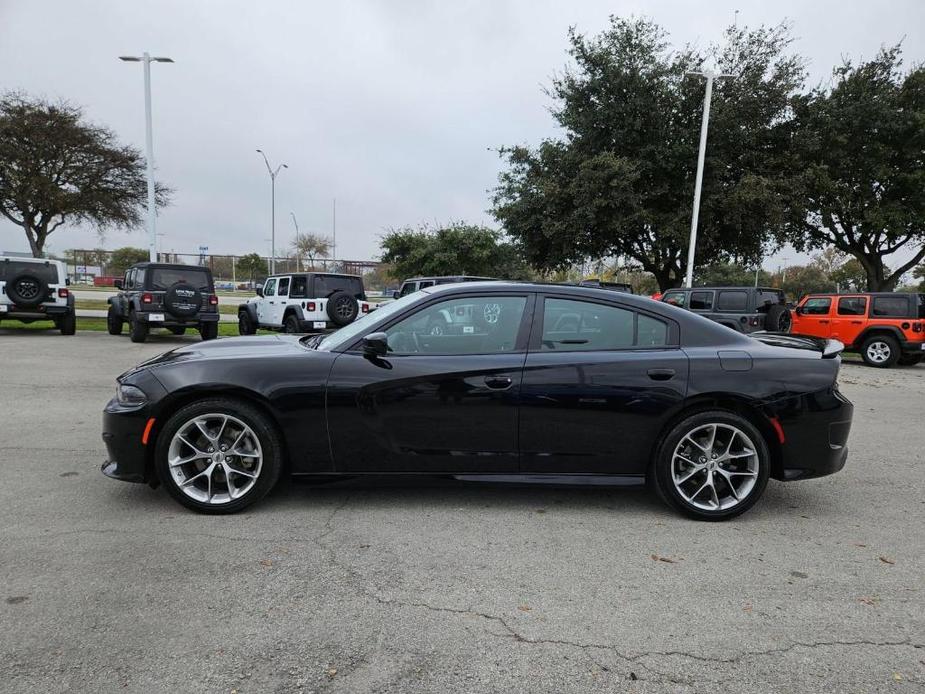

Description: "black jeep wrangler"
107 263 220 343
660 286 791 334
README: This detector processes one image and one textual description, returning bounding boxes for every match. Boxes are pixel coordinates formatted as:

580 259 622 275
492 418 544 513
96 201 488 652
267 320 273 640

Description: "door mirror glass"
392 290 400 300
363 332 389 357
255 286 264 297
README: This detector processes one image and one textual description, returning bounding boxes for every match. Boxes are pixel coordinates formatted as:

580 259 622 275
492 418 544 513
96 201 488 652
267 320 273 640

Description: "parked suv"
0 255 75 335
238 272 373 334
578 278 633 293
660 286 791 334
394 275 495 299
791 292 925 367
107 263 220 343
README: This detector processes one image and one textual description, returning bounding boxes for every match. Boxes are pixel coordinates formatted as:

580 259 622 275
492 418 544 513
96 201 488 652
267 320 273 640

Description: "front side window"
663 291 686 307
277 277 290 297
690 291 713 310
716 290 748 312
541 298 668 351
385 295 527 355
837 297 867 316
399 282 417 297
802 297 832 315
263 278 277 297
872 296 909 318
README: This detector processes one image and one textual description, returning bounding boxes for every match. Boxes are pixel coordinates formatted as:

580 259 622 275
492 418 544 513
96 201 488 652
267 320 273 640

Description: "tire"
283 314 301 334
154 397 283 514
59 310 76 336
129 312 148 343
898 354 923 366
860 334 900 368
5 271 48 308
168 327 187 336
326 290 359 327
764 304 791 332
163 282 202 319
199 321 218 341
107 306 123 335
651 410 770 521
238 311 256 336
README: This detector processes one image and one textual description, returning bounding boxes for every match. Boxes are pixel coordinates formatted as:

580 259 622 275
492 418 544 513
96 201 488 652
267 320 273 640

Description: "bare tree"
291 233 332 270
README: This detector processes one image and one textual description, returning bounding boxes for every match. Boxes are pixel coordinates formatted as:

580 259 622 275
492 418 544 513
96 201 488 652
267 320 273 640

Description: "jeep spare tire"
6 271 48 308
764 304 791 332
164 282 202 318
326 290 359 327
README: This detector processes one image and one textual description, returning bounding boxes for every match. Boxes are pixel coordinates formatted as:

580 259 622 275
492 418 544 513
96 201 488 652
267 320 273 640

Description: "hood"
749 332 844 358
124 335 309 376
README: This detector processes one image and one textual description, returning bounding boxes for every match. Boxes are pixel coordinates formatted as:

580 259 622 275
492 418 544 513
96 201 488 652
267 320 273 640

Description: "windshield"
313 290 426 351
150 268 213 291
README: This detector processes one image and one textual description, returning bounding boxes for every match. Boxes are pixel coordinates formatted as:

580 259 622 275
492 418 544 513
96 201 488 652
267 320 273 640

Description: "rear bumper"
899 339 925 355
140 311 220 325
0 304 70 320
770 388 854 481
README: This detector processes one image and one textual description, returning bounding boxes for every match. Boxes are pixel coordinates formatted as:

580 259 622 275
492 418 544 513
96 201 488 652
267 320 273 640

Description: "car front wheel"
651 410 770 521
155 398 283 514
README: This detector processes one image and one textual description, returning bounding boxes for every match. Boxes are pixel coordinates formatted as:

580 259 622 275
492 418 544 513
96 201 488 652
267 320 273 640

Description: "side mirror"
255 286 264 298
392 291 400 300
114 279 124 289
795 306 804 315
362 332 389 357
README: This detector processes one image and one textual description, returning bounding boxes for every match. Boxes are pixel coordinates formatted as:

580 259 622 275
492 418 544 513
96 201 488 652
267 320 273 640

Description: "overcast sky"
1 0 923 271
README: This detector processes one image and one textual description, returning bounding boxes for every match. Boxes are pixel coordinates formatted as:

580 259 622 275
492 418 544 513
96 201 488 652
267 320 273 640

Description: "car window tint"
637 314 668 346
290 276 307 298
690 291 713 310
418 281 435 289
399 282 416 297
837 297 867 316
385 295 526 355
716 290 748 312
541 298 635 351
150 268 212 291
0 261 60 283
663 291 686 307
802 297 831 315
135 268 146 288
277 277 290 296
872 296 909 317
264 278 277 297
313 275 363 298
756 290 782 313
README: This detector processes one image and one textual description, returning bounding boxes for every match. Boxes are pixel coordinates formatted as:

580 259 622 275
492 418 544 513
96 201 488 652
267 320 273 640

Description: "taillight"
142 293 153 304
209 295 218 306
362 303 370 313
57 288 69 299
751 316 760 326
307 302 316 311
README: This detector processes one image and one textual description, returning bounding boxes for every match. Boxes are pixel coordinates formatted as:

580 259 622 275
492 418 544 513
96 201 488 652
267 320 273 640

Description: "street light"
120 53 174 263
683 68 734 288
290 212 301 271
256 149 287 274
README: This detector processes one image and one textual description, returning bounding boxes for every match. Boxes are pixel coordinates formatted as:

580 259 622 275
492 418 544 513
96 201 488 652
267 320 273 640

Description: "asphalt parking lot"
1 331 923 693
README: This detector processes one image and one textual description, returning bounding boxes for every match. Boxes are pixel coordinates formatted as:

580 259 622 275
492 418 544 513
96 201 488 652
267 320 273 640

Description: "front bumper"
101 404 151 484
770 387 854 481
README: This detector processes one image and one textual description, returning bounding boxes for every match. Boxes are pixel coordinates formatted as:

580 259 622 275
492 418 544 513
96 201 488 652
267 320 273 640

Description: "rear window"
0 260 59 283
756 290 783 313
313 275 364 298
716 290 748 312
150 267 212 291
871 296 910 318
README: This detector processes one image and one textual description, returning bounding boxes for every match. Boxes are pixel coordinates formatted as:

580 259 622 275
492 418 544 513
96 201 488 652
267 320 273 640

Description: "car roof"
1 255 64 265
130 262 213 271
268 272 361 279
665 286 781 292
405 275 495 282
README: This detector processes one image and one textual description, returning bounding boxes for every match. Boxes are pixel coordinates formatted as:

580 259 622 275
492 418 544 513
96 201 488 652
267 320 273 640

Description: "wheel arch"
238 303 258 321
856 326 904 346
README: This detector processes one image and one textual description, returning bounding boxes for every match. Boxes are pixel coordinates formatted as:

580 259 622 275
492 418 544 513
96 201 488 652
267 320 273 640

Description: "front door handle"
484 375 514 390
647 368 675 381
818 320 829 324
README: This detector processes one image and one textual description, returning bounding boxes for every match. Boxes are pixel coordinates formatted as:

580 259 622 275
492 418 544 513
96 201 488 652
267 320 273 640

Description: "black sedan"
102 282 853 520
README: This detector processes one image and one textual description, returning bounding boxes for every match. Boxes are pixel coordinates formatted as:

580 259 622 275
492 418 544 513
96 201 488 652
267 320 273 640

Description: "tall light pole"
119 53 173 263
683 69 734 288
290 212 301 271
256 150 287 274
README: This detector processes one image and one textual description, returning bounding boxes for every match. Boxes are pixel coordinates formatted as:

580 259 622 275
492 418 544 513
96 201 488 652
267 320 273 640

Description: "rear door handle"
851 320 863 324
819 320 829 324
647 368 675 381
484 375 514 390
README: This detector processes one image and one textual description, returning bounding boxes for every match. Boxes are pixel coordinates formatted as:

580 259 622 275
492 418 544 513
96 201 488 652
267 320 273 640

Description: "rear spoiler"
750 332 845 358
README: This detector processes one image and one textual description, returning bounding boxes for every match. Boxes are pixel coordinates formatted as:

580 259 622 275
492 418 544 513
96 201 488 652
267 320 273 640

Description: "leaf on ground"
518 605 532 612
858 597 879 606
852 543 867 548
878 556 895 565
259 559 273 567
650 554 678 563
326 668 338 679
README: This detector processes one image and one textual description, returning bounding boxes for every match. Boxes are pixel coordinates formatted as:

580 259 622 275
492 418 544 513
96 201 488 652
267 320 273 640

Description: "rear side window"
150 268 212 291
802 297 831 315
541 298 668 351
871 296 910 318
662 291 686 307
689 291 713 310
290 276 307 298
837 297 867 316
0 261 60 283
313 275 364 298
716 290 748 312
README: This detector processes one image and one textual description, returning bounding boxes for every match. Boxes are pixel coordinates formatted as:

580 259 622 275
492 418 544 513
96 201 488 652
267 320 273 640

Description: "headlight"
116 383 148 407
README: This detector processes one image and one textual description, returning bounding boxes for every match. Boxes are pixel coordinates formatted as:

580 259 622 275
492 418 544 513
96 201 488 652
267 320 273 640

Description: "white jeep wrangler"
238 272 375 335
0 255 76 335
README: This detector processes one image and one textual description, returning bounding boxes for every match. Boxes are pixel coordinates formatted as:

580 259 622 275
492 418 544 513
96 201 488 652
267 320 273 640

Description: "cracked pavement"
1 332 923 693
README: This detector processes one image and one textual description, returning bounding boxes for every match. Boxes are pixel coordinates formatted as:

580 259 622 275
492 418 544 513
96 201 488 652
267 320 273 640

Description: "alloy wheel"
866 341 891 364
166 413 263 505
671 423 759 511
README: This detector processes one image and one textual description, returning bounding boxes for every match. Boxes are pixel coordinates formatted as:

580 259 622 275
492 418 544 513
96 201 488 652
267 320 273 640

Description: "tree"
291 233 331 270
697 263 772 288
108 247 148 275
912 264 925 292
782 46 925 291
0 93 170 257
492 18 804 290
236 253 266 284
831 258 875 292
379 223 531 280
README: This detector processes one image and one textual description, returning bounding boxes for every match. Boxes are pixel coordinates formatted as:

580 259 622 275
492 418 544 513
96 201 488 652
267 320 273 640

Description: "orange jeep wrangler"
791 293 925 367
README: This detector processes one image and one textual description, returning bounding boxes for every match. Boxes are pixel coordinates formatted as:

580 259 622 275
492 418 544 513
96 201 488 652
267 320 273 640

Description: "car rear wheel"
199 321 218 341
861 335 900 368
129 312 148 343
155 398 283 514
651 410 770 521
59 310 76 336
283 314 300 334
107 306 123 335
